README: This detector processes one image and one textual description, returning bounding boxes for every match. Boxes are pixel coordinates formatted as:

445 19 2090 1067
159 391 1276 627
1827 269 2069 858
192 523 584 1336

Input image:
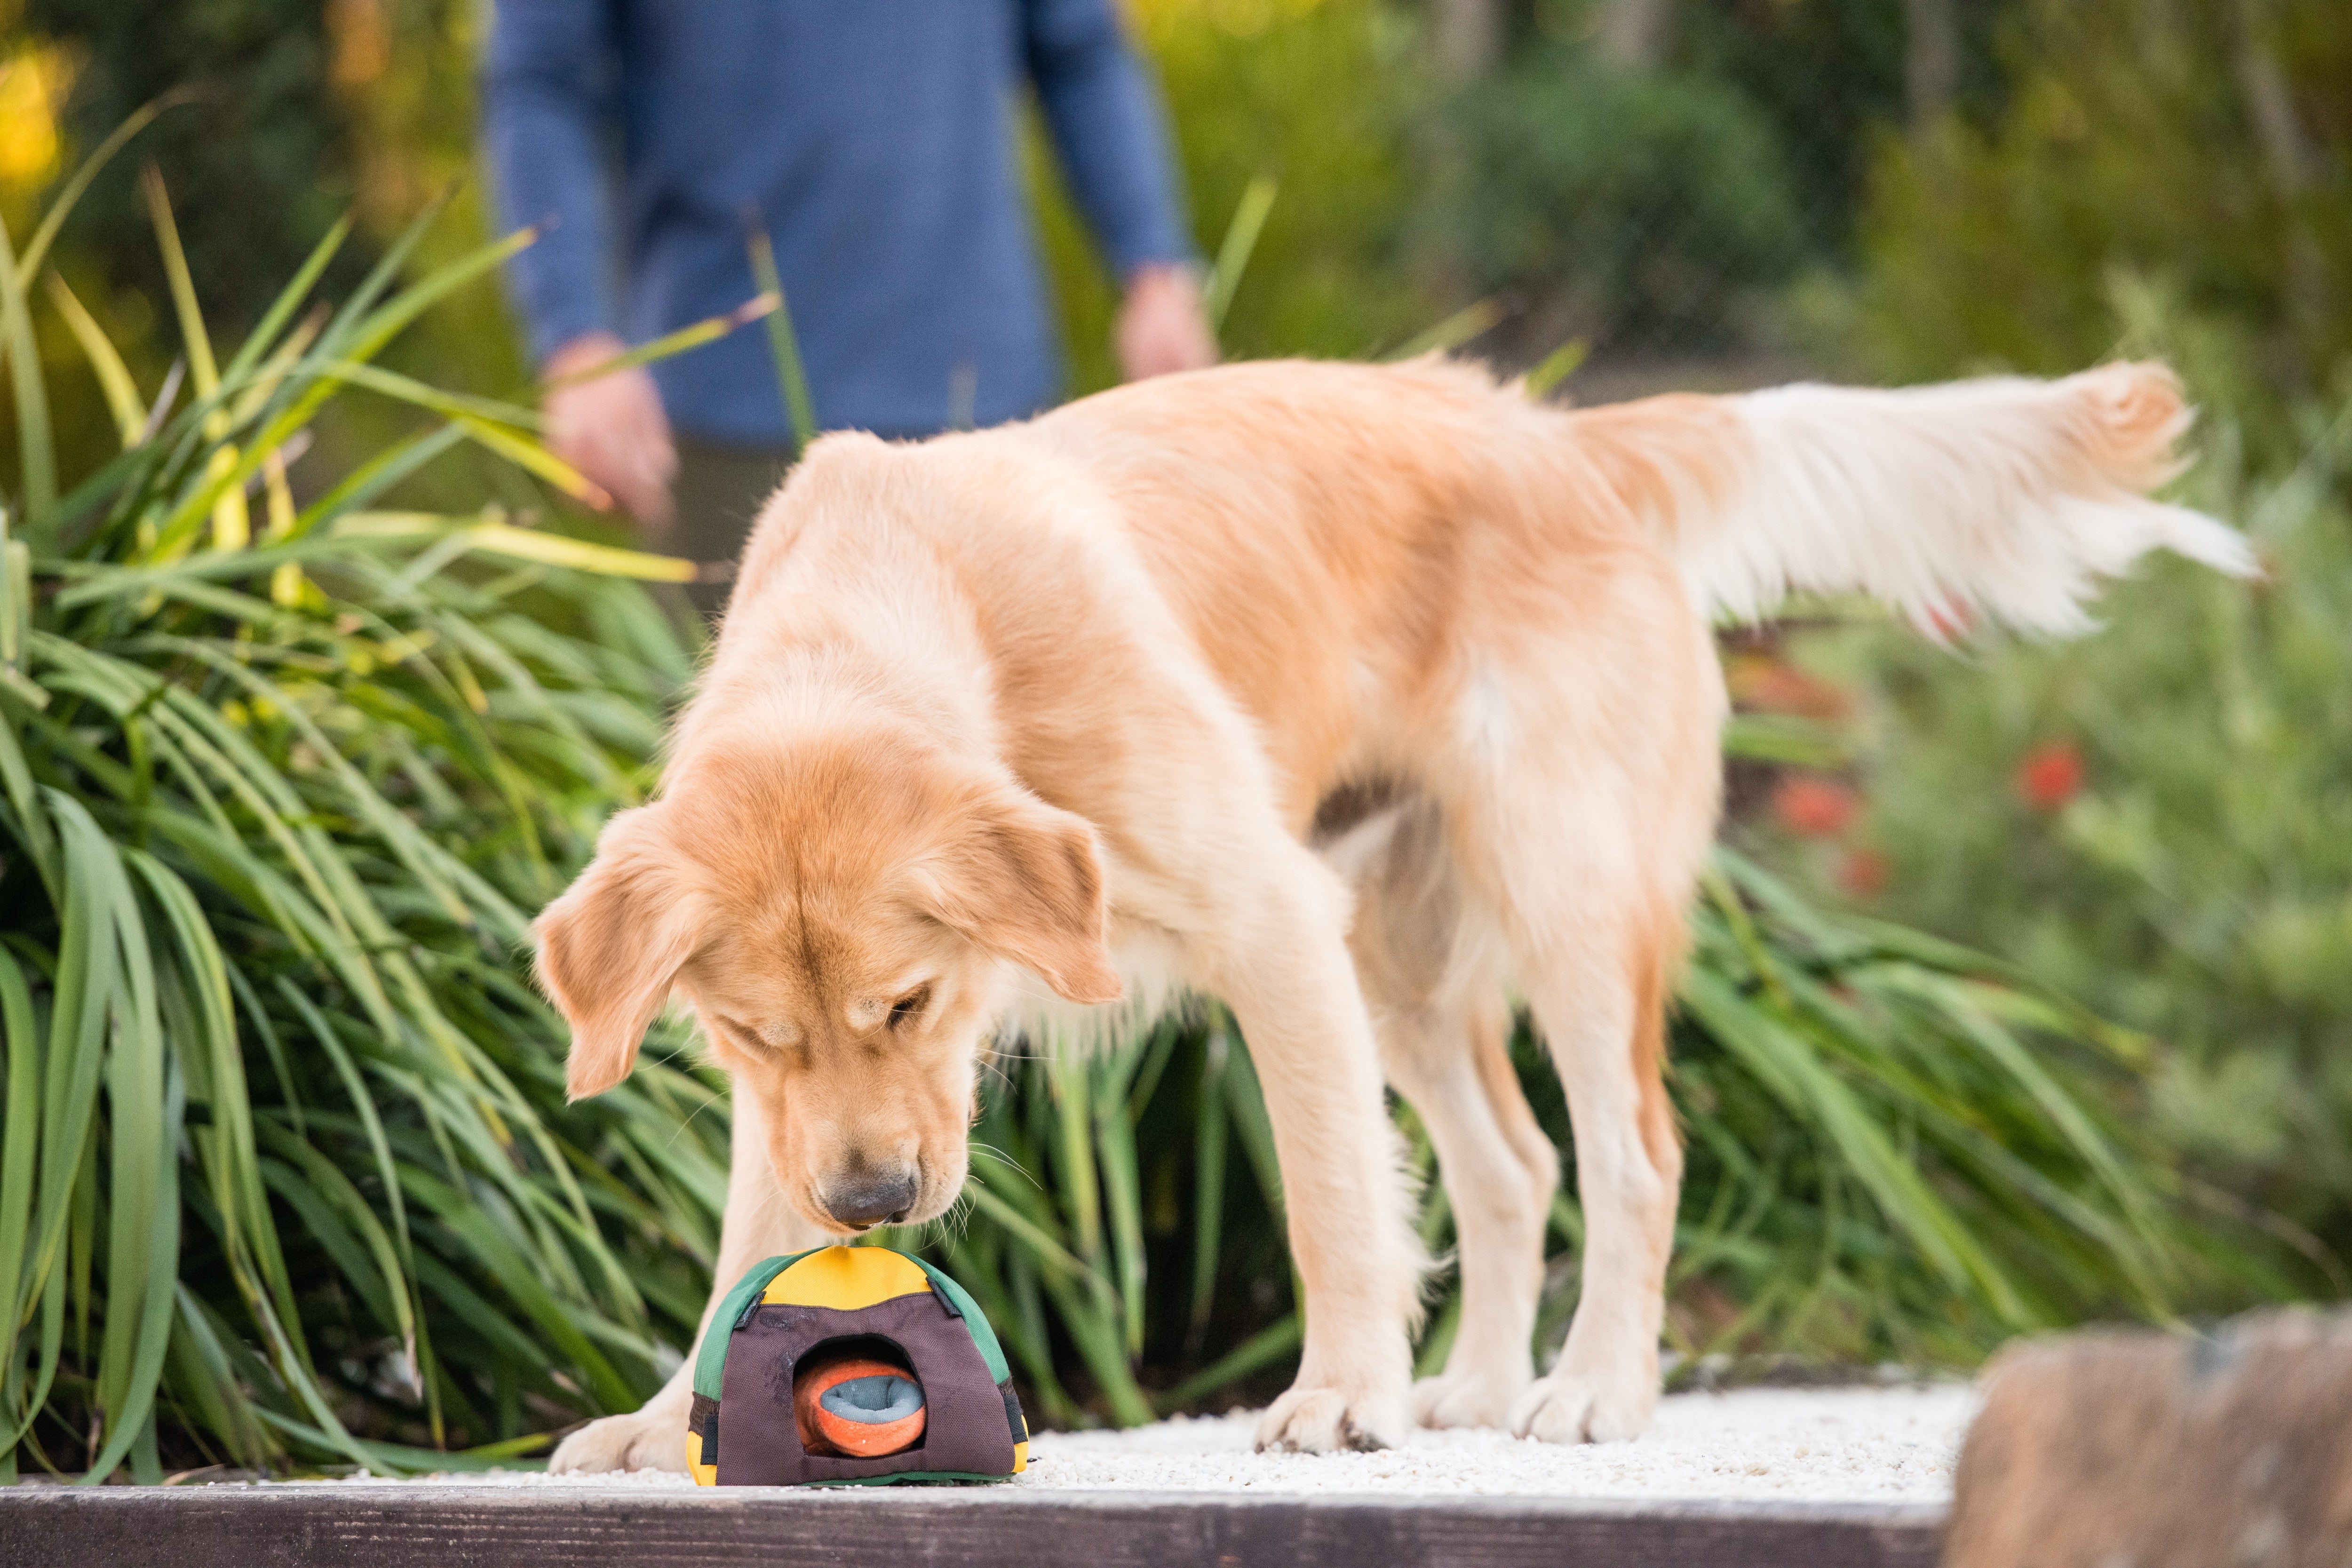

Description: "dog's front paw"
1255 1381 1410 1453
1507 1363 1656 1445
1411 1365 1528 1430
549 1404 692 1474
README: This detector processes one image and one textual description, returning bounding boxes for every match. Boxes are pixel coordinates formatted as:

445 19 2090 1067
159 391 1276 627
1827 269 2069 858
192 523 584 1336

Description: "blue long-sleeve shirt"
482 0 1195 443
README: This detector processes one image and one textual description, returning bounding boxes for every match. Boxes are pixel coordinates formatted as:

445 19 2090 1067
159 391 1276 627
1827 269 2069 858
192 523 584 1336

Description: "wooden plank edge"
1 1483 1946 1568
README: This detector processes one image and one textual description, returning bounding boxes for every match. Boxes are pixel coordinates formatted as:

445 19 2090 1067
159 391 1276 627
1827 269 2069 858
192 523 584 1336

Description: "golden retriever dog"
536 357 2249 1471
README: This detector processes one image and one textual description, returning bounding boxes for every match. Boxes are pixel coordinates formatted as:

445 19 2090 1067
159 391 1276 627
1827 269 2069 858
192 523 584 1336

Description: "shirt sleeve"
1021 0 1197 279
480 0 625 366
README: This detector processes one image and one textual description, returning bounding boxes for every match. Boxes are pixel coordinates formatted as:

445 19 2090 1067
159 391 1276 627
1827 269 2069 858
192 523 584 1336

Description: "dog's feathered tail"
1565 362 2257 637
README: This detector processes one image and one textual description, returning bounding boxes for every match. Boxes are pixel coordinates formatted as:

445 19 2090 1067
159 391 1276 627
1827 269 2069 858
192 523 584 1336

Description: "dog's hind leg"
1504 895 1686 1444
1437 597 1718 1445
1333 799 1556 1429
1453 742 1708 1444
1390 997 1558 1428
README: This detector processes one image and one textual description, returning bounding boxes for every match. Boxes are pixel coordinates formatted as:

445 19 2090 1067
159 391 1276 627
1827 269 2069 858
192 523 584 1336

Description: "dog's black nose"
822 1169 920 1229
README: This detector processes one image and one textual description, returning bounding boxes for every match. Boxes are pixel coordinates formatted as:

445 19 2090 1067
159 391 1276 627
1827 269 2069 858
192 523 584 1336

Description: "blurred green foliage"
1770 310 2352 1290
1772 0 2352 1288
20 0 351 326
1426 46 1806 352
8 0 518 511
1037 0 1436 391
1845 0 2352 418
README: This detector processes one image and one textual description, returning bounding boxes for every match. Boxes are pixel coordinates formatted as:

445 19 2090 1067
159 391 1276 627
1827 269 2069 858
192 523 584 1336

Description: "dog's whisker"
964 1144 1045 1191
661 1087 729 1155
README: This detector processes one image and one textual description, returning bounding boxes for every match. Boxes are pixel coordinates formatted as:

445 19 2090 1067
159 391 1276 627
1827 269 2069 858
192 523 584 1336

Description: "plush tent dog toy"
687 1246 1029 1485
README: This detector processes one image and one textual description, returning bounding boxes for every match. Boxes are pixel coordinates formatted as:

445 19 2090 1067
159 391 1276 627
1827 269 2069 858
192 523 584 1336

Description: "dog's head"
533 720 1120 1232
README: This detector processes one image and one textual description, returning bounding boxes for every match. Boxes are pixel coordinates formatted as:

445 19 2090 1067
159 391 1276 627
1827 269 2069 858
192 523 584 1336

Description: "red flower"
1773 775 1859 838
2016 741 2085 812
1726 656 1853 720
1922 598 1978 642
1837 848 1890 898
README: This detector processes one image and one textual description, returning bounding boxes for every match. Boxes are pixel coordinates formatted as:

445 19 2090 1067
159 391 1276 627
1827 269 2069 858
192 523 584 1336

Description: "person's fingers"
1116 279 1220 382
548 421 626 514
582 424 663 528
543 372 676 528
612 437 676 532
623 389 679 532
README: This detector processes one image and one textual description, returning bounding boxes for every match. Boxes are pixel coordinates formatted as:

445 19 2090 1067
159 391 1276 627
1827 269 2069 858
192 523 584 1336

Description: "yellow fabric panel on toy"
1012 1440 1027 1473
760 1245 933 1311
686 1425 717 1486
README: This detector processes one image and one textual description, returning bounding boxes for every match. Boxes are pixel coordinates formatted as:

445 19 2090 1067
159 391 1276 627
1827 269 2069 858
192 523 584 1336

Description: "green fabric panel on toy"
910 1256 1011 1386
693 1249 821 1401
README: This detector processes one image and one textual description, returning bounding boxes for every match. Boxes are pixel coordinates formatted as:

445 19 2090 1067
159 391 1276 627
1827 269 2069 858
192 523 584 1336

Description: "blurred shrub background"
2 0 2349 1475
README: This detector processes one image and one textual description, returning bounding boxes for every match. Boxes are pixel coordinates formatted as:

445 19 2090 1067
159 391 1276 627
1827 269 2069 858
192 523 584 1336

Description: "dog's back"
995 355 2248 830
1011 358 1707 829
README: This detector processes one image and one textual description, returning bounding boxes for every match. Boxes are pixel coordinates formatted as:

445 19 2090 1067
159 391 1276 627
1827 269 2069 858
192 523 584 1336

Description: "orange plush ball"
792 1351 928 1458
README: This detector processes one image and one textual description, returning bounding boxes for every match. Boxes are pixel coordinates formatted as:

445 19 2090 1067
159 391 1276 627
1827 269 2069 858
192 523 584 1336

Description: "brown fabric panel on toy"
998 1378 1027 1447
715 1292 1017 1484
689 1391 721 1468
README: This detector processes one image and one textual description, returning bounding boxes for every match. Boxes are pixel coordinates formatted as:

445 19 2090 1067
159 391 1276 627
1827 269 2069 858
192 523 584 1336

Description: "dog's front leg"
549 1076 828 1472
1209 854 1422 1453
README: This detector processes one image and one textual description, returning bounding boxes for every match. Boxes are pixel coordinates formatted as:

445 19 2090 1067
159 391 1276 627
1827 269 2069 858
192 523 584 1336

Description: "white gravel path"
321 1385 1976 1503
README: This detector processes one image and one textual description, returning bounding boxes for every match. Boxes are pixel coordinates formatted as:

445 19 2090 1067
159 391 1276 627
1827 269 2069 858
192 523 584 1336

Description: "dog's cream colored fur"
535 357 2249 1472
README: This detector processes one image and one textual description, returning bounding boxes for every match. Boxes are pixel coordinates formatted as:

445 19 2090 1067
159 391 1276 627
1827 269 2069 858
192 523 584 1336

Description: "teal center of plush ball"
820 1374 924 1424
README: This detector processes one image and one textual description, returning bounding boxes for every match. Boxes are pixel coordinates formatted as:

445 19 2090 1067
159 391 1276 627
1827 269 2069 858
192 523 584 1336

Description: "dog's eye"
888 987 930 1030
715 1018 767 1052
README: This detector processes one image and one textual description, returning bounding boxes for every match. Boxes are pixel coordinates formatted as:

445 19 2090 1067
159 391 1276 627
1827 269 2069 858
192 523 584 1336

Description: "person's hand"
542 331 678 531
1115 263 1218 382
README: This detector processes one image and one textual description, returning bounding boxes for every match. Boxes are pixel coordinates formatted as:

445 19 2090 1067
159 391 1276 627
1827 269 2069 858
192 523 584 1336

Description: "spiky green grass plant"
0 126 765 1479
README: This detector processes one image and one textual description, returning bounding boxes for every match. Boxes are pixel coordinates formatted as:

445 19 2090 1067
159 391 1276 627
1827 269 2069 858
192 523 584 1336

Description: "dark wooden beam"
2 1484 1942 1568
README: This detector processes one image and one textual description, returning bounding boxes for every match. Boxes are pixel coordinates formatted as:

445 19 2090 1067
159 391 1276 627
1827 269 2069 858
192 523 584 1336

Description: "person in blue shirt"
482 1 1216 603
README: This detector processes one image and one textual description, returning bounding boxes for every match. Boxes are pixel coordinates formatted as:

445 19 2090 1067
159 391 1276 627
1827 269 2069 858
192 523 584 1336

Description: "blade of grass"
140 164 249 551
1203 175 1278 334
288 424 468 542
0 208 56 534
18 795 117 1343
140 166 220 400
1522 337 1589 399
326 359 544 433
0 948 40 1421
1154 1313 1301 1412
1092 1060 1149 1355
333 512 698 584
1220 1022 1284 1220
41 273 145 446
533 293 780 393
743 218 816 460
1187 1030 1229 1340
218 215 351 395
1384 297 1505 361
1048 1048 1103 1264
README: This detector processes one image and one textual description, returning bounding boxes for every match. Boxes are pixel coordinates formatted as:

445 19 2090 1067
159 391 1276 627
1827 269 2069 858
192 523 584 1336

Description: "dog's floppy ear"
534 806 701 1100
921 786 1122 1005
